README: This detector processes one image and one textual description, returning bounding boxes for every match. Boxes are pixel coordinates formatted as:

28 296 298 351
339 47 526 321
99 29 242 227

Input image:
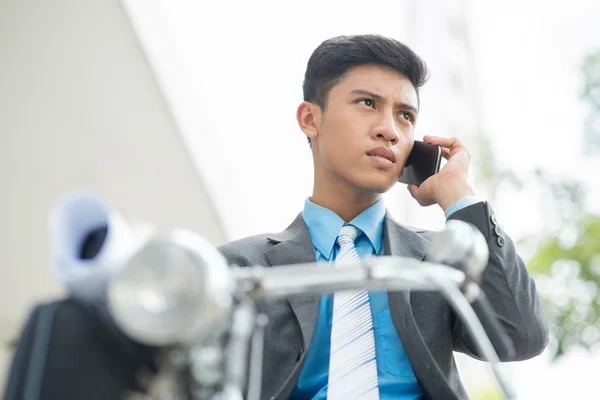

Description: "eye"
399 112 413 122
357 99 375 108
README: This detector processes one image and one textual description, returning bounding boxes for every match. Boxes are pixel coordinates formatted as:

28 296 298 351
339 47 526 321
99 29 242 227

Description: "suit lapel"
383 214 459 400
265 213 320 349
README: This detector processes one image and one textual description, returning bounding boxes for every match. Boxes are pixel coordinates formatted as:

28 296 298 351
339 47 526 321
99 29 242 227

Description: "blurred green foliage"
529 50 600 360
528 214 600 358
474 50 600 361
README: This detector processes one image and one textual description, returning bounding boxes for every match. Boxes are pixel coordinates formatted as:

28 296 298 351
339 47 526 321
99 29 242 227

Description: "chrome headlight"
108 229 233 346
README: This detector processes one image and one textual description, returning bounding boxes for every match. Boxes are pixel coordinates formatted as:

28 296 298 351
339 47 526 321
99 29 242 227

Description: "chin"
355 175 397 194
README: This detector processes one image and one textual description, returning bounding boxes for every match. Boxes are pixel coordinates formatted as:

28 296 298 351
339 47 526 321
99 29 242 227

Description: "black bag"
3 299 156 400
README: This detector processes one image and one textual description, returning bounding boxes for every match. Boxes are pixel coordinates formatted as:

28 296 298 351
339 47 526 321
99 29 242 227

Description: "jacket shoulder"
217 233 275 266
386 214 436 242
403 224 434 238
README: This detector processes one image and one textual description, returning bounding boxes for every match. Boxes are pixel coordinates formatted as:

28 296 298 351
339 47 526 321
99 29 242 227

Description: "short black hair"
303 34 428 111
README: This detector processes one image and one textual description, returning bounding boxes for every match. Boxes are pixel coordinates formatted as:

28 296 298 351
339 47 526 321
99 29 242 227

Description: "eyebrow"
351 89 419 114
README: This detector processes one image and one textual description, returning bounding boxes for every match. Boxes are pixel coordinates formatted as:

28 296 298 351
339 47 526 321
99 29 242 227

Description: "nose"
370 110 400 145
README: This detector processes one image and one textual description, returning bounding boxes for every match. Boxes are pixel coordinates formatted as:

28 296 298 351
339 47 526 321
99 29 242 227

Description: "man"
5 35 548 400
218 35 548 399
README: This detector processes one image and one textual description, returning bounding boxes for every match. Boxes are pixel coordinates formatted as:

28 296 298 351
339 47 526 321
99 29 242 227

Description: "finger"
407 184 436 207
441 147 451 159
423 135 463 150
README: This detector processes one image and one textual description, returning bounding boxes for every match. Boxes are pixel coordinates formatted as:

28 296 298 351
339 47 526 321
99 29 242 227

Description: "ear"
296 101 321 142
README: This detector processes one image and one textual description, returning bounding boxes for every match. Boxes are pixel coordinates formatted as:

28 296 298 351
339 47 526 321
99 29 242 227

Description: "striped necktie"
327 224 379 399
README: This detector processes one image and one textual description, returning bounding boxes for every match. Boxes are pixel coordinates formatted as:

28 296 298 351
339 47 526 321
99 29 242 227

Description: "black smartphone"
398 140 442 186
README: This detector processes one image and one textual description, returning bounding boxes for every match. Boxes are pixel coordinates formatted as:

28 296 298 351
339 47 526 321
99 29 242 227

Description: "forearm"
448 202 549 361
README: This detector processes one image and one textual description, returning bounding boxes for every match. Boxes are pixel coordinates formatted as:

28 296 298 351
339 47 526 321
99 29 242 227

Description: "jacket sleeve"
447 201 549 361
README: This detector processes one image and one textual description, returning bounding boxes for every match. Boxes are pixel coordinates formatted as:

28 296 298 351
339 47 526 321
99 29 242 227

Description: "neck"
311 176 382 222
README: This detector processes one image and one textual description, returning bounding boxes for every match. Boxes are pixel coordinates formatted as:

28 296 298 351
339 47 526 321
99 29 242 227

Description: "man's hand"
407 135 475 211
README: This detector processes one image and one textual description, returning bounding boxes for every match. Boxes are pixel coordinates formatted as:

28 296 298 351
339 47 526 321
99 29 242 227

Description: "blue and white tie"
327 225 379 399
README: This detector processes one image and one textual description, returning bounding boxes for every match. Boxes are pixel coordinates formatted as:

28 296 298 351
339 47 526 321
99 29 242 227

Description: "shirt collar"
301 197 386 260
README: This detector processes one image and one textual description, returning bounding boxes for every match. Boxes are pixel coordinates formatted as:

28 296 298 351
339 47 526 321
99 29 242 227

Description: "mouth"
366 147 397 164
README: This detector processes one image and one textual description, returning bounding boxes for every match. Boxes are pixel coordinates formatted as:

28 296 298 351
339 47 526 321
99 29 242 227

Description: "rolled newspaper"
48 189 142 304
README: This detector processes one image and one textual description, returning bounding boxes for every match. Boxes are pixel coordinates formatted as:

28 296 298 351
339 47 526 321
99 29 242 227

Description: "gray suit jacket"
218 202 549 400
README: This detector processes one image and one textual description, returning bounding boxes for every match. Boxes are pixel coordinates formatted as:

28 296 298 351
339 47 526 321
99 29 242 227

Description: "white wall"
0 0 227 389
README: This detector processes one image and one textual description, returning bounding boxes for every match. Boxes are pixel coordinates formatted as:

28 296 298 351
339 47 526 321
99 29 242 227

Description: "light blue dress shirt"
290 196 480 400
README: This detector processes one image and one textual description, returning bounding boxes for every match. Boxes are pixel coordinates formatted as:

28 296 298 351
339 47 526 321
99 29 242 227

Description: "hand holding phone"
398 140 442 186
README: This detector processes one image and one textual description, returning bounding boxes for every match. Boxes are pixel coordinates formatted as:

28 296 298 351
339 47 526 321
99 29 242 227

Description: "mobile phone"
398 140 442 186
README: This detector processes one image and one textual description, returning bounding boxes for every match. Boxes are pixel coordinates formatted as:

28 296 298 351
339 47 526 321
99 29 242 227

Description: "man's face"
311 64 419 194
